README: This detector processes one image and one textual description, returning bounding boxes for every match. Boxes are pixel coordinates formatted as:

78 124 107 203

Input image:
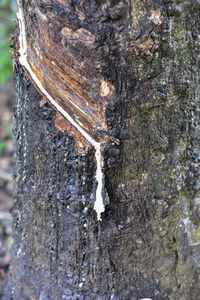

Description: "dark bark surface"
5 0 200 299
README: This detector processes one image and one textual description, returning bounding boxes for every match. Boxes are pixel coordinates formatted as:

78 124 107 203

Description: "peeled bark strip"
5 0 200 299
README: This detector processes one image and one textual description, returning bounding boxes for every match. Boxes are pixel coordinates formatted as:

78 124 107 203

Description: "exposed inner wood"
16 0 110 221
16 0 116 146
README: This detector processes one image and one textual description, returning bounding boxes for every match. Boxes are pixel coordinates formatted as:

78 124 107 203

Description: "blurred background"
0 0 17 293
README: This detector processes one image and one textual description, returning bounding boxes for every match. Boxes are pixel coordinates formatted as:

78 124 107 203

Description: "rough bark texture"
5 0 200 299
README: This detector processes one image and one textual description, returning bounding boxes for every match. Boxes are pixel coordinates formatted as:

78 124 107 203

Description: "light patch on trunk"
16 0 105 221
100 80 115 97
150 9 163 26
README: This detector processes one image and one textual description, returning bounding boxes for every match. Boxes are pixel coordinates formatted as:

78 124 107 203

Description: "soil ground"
0 79 15 297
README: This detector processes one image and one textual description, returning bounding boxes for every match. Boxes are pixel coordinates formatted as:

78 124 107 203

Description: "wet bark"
5 0 200 299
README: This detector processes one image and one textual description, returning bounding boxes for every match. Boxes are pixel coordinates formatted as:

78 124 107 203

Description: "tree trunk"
5 0 200 299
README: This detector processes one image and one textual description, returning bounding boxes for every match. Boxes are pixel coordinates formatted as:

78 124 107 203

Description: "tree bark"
5 0 200 299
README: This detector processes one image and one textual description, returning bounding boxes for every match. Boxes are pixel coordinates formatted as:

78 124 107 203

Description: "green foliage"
0 141 6 156
6 123 13 138
0 0 16 86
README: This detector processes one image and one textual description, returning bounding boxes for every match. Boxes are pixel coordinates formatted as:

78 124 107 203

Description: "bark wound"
15 0 116 220
61 27 95 47
54 112 90 154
